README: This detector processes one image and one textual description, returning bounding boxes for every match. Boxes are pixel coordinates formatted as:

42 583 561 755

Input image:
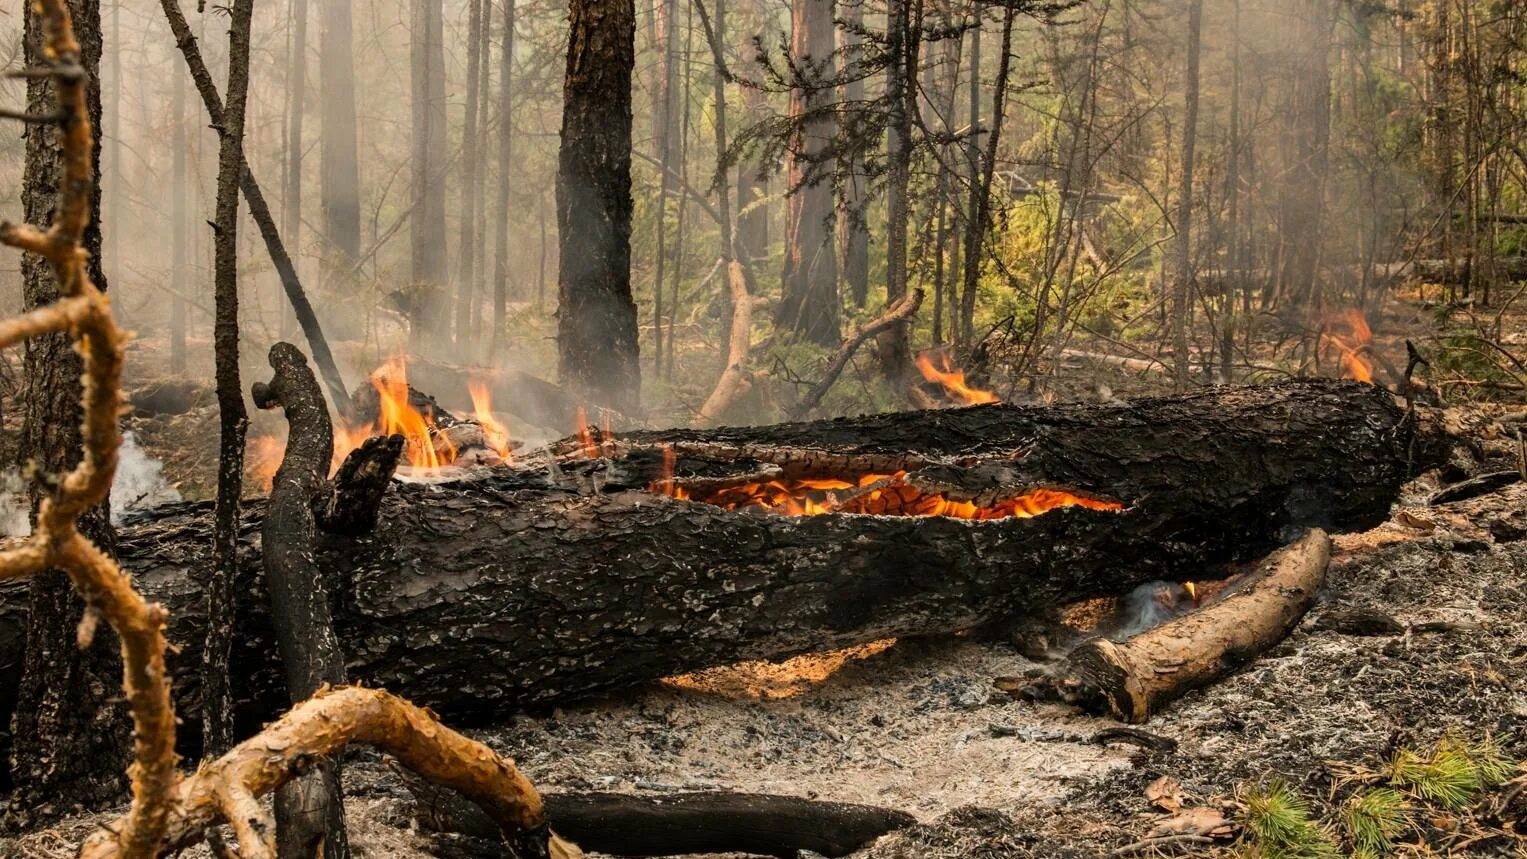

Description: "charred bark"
778 0 839 346
408 775 913 858
0 381 1425 742
250 343 352 859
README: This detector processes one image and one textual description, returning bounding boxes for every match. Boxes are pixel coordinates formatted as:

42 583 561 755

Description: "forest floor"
5 295 1527 857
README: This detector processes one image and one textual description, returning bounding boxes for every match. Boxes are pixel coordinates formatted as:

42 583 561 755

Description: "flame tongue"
371 357 453 469
916 350 999 405
1323 309 1374 383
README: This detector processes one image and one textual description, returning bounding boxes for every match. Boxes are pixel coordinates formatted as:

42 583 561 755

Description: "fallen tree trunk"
1050 529 1331 723
0 381 1427 741
406 774 914 858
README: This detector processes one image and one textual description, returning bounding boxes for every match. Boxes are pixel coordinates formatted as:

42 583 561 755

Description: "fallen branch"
1051 529 1331 723
81 687 579 859
787 288 924 421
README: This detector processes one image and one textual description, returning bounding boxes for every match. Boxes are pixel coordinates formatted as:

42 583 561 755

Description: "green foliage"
1237 782 1341 859
1340 788 1410 856
1386 733 1512 810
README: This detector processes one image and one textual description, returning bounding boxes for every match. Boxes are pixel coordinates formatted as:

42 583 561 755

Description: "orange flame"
1323 310 1374 384
371 357 453 469
915 350 999 405
652 470 1121 521
469 380 513 462
247 434 286 492
575 406 598 458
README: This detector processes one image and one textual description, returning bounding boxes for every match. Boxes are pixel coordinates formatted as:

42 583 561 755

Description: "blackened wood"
252 343 353 858
0 381 1425 735
407 774 913 858
320 434 406 536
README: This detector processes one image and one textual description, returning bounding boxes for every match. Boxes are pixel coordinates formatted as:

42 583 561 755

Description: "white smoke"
111 431 181 522
0 470 29 537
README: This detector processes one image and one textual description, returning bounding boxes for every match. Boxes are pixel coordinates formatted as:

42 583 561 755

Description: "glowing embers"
652 459 1123 521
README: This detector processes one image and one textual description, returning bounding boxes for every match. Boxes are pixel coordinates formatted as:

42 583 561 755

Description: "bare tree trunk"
837 0 869 308
6 0 129 818
105 0 120 279
958 7 981 345
958 4 1012 348
1273 0 1334 308
929 2 960 346
203 0 253 758
557 0 641 414
779 0 839 346
171 61 189 375
457 0 484 350
320 0 362 278
651 0 679 377
410 0 450 351
734 0 768 262
472 6 491 344
283 0 307 274
1170 0 1203 390
879 0 918 387
491 0 517 358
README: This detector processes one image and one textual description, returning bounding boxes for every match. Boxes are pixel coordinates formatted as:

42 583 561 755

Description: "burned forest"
0 0 1523 857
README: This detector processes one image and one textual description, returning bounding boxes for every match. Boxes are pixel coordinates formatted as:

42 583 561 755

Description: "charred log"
0 381 1427 737
406 774 913 858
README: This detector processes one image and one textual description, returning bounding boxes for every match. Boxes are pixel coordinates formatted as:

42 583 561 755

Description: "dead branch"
694 261 753 425
787 288 925 421
80 686 581 859
1052 529 1331 723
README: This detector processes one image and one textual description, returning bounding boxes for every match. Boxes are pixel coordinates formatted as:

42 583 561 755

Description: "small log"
1053 529 1331 723
406 773 913 858
251 342 353 858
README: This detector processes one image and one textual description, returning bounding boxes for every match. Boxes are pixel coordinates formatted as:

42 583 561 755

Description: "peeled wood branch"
0 1 175 852
81 687 580 859
1051 529 1332 723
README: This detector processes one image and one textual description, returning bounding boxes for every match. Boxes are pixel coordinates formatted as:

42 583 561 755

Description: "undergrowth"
1236 733 1520 858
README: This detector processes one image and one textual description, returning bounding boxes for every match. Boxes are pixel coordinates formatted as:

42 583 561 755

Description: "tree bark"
878 0 917 383
251 344 352 859
0 382 1425 741
320 0 362 276
410 0 450 351
557 0 641 414
202 0 253 756
779 0 840 347
5 0 130 817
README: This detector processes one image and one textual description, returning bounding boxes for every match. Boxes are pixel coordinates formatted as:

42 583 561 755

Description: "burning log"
1045 529 1332 723
0 380 1428 734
